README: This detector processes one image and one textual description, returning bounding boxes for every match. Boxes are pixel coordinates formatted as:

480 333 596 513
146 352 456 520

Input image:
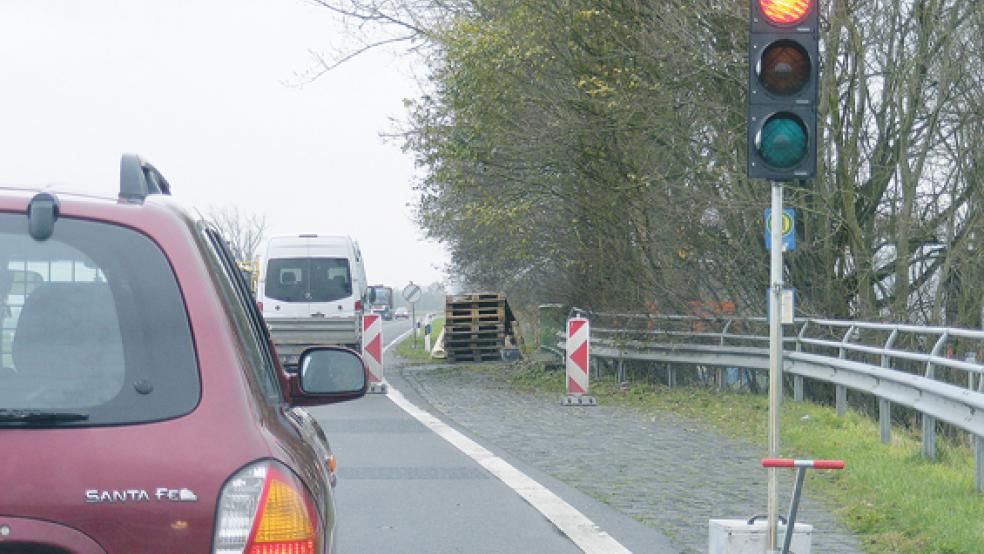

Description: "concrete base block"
708 518 812 554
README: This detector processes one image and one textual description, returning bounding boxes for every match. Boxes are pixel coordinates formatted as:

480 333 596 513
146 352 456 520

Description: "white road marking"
385 380 631 553
383 327 413 353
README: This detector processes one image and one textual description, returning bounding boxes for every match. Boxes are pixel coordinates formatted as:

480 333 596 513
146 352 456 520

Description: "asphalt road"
308 317 677 553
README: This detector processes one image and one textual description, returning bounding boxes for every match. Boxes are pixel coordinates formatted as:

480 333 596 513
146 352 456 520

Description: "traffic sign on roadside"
403 282 422 304
403 282 423 347
764 208 795 252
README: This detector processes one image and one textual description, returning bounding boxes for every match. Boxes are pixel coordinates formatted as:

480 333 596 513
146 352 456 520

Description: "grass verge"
502 362 984 553
395 318 445 363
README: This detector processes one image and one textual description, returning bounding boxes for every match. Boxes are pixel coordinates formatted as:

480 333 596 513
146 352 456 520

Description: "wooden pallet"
446 293 504 303
446 312 505 323
444 333 505 343
447 305 505 316
445 322 505 333
444 338 501 349
443 291 517 363
446 296 505 314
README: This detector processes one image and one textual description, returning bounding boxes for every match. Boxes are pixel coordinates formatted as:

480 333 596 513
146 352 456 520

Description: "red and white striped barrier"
362 313 387 394
761 458 844 470
562 317 595 406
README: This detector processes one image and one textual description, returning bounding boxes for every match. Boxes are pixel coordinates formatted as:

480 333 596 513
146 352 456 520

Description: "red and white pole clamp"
362 313 387 394
562 317 595 406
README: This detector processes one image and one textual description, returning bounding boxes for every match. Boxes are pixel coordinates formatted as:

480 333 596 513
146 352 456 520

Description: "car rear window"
264 257 352 303
0 212 199 424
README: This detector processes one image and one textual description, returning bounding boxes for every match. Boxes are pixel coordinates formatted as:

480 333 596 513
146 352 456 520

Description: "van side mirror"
366 287 377 304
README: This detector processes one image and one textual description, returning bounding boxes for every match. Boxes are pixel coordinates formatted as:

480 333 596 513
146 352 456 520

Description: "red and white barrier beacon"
562 317 595 406
362 313 387 394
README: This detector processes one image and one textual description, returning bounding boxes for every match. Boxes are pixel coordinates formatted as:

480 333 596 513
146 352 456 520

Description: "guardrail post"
835 386 847 417
835 326 854 417
793 321 808 402
976 436 984 493
966 352 977 392
878 399 891 444
922 417 937 461
921 333 948 461
877 328 898 444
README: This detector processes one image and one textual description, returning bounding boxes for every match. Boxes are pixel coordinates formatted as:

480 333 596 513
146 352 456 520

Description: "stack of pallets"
444 293 512 362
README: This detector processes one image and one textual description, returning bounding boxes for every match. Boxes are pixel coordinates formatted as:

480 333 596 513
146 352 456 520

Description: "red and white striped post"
362 313 387 394
562 317 595 406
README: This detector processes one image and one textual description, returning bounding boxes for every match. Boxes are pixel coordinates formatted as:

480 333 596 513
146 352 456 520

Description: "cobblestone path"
399 364 864 554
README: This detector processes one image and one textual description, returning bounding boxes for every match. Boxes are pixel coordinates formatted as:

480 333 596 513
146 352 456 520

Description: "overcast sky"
0 0 449 288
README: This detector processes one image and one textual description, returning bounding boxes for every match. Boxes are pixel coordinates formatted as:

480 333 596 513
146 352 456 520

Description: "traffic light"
747 0 819 181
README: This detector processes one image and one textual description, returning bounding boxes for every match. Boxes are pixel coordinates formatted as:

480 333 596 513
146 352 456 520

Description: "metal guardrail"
559 311 984 491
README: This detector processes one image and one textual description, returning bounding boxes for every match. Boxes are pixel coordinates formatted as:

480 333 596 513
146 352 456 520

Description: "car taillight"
212 461 320 554
257 301 264 312
354 300 362 311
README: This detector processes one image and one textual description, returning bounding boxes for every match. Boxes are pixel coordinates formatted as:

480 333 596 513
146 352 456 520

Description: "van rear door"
262 254 313 318
308 257 353 318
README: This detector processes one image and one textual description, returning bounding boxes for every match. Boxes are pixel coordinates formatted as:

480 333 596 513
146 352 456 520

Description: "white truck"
257 234 369 368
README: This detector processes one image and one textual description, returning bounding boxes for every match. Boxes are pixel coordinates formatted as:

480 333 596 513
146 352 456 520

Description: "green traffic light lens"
759 40 810 96
757 113 808 168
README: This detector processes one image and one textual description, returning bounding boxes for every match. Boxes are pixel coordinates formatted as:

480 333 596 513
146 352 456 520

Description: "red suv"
0 154 367 553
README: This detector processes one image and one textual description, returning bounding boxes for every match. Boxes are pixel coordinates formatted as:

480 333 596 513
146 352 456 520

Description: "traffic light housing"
747 0 819 181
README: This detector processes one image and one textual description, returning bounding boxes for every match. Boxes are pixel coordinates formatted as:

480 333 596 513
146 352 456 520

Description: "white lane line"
385 388 631 554
380 319 628 551
383 328 413 353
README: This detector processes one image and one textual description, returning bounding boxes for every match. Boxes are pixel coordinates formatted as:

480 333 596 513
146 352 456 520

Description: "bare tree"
206 206 268 262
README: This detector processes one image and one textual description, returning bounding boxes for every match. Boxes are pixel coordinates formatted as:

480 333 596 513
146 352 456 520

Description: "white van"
258 234 368 364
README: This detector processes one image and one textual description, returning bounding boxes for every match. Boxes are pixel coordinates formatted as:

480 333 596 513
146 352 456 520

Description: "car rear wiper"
0 409 90 425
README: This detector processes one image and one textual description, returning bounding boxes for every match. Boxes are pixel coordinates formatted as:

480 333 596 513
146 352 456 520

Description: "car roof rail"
119 153 172 202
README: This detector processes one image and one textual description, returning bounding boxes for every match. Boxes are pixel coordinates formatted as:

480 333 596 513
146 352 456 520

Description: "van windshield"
265 258 352 303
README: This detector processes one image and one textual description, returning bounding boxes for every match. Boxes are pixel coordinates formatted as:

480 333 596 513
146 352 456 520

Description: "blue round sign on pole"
764 208 795 252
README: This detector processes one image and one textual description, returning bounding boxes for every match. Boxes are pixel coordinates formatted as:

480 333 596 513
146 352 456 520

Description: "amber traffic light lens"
759 0 812 25
758 40 810 95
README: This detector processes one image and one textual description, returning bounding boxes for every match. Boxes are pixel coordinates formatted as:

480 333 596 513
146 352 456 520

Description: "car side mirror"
288 347 368 406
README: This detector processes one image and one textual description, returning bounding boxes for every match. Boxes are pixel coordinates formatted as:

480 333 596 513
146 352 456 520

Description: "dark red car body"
0 181 362 553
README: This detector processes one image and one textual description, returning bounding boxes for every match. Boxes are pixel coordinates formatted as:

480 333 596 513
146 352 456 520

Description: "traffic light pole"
768 181 784 552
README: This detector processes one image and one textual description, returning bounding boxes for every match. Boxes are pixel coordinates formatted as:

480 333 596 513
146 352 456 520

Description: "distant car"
394 307 410 319
0 153 367 553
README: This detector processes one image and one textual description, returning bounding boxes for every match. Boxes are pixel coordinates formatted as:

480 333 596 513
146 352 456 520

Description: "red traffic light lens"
758 40 810 95
759 0 812 25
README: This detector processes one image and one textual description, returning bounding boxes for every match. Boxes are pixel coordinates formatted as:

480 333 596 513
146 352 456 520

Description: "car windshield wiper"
0 409 90 425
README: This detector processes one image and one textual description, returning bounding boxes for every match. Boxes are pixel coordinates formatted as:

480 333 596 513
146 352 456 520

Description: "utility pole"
767 183 784 551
